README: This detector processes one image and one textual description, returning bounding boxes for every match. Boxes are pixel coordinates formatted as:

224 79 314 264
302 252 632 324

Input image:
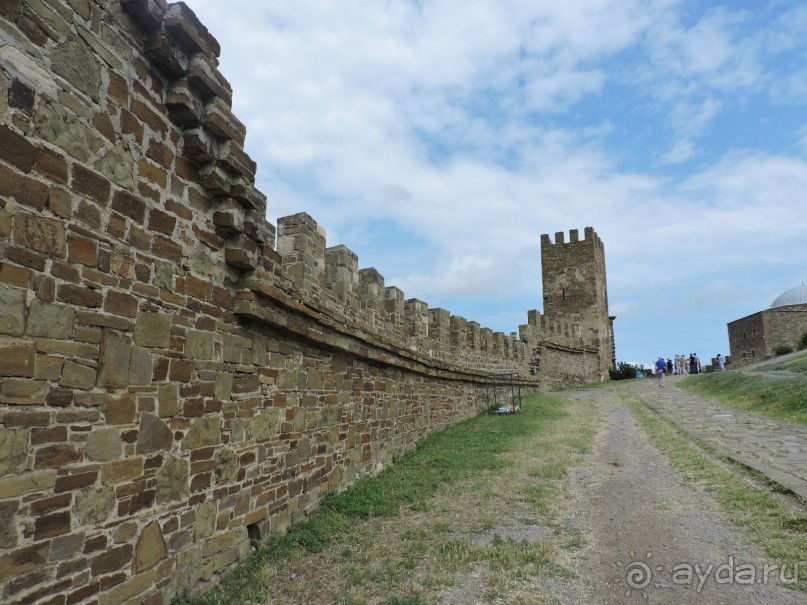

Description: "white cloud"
660 139 695 164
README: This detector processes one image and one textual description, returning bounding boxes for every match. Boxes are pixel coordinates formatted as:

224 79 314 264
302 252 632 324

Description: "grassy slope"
677 352 807 424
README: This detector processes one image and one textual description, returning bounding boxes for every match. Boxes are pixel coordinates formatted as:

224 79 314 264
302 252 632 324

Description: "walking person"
689 353 697 375
655 356 666 387
716 353 725 371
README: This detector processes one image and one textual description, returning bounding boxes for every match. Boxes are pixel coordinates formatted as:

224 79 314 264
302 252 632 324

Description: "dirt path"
544 387 804 604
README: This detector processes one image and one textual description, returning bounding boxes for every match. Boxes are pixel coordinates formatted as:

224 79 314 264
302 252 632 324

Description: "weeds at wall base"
173 393 567 605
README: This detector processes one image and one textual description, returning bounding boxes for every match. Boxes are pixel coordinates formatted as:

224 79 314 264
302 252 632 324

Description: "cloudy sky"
182 0 807 367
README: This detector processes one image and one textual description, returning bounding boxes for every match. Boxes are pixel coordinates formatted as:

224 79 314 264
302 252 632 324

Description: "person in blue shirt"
655 356 666 387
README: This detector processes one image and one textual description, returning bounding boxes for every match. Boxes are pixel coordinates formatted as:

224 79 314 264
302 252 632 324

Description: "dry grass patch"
249 395 599 605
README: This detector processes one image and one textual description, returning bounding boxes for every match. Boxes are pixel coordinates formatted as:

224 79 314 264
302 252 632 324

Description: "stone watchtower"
540 227 615 379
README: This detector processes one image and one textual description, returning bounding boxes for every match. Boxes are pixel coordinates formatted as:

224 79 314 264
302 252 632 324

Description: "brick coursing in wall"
0 1 614 603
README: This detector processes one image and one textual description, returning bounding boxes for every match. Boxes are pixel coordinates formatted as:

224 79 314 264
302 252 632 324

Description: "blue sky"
183 0 807 368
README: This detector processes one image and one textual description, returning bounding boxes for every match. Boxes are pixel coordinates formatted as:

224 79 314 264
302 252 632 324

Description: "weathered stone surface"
227 419 246 443
97 330 132 388
156 455 189 504
185 329 215 360
0 542 49 583
14 211 66 257
74 485 115 525
33 99 104 163
182 417 220 450
95 140 135 188
60 360 97 390
213 372 233 401
248 408 279 442
158 383 179 417
85 428 123 462
133 311 172 347
223 333 247 363
133 521 167 573
136 413 173 454
0 470 55 498
26 299 76 338
49 532 84 560
286 437 311 468
153 262 174 290
0 343 35 377
106 392 136 424
0 500 19 548
194 501 217 541
165 545 202 598
0 284 26 336
51 38 101 102
129 345 153 385
1 378 47 405
213 448 237 484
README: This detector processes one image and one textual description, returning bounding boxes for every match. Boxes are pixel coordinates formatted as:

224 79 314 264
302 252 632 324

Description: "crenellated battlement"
540 226 603 249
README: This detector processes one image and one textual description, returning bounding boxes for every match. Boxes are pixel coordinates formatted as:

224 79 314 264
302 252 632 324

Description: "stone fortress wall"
0 1 613 603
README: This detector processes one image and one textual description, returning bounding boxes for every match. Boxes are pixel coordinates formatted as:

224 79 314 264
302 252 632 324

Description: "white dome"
770 284 807 309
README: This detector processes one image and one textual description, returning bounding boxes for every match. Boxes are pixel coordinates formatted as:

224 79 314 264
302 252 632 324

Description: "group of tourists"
654 352 726 386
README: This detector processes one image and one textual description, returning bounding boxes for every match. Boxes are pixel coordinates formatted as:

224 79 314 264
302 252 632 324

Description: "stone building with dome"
727 285 807 364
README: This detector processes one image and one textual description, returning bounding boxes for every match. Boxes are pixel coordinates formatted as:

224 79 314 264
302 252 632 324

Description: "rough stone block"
58 283 103 308
104 290 138 318
60 360 97 390
51 38 101 102
1 378 47 405
182 417 220 450
27 299 75 338
0 426 29 477
129 345 153 386
13 211 66 257
0 124 35 172
133 311 172 348
201 96 244 143
185 329 215 360
0 343 35 377
164 2 220 58
102 457 143 485
133 521 168 573
0 285 26 336
111 190 146 223
135 413 173 455
145 32 189 77
225 234 258 272
120 0 167 32
0 162 49 210
74 485 115 525
72 163 111 206
97 330 133 389
155 455 189 504
0 542 49 583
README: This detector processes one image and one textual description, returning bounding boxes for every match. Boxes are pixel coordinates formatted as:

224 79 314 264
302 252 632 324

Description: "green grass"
620 389 807 589
763 354 807 374
173 392 569 605
678 371 807 424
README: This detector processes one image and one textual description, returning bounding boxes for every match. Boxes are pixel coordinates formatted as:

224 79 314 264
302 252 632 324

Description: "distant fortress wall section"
0 2 612 603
